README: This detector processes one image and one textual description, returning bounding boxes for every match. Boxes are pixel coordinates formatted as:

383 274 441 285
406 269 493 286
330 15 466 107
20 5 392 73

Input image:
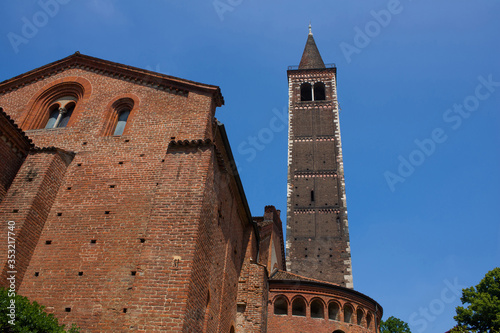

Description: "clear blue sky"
1 1 499 331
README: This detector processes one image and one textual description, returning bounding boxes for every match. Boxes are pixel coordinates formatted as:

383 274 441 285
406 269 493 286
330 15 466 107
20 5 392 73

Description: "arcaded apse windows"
328 302 340 320
357 308 364 325
343 304 353 323
366 313 372 328
310 299 324 318
300 82 326 101
273 296 288 315
292 297 306 316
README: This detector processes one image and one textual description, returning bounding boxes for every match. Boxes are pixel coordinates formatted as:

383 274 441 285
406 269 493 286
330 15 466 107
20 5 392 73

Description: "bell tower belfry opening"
285 25 353 288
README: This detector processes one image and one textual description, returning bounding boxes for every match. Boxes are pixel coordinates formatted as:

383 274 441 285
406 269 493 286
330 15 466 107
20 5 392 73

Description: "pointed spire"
299 24 325 70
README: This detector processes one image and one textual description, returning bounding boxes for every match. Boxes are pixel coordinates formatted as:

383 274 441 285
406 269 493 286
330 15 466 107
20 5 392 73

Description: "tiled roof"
298 34 325 70
270 270 339 287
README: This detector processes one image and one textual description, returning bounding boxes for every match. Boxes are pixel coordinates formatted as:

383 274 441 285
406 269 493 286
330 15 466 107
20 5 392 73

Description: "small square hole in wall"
118 161 124 165
45 240 52 245
65 308 71 312
35 272 39 277
90 239 96 244
109 185 115 188
57 212 62 216
78 272 83 276
82 142 87 145
67 187 72 190
124 139 130 143
123 308 128 313
12 209 18 213
104 211 110 215
77 163 82 167
131 271 137 276
27 177 33 182
170 137 175 140
139 238 145 243
139 154 145 157
161 159 165 163
237 303 246 313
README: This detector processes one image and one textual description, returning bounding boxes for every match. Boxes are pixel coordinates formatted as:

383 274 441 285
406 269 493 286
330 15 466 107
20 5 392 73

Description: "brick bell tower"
285 25 353 288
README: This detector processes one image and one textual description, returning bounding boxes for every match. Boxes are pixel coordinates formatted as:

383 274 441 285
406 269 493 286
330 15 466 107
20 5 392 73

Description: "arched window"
356 308 364 325
113 109 130 135
105 97 136 136
292 297 306 316
45 104 59 129
366 313 372 328
328 302 340 320
310 299 324 319
44 96 76 129
300 83 312 101
22 77 91 130
332 331 345 333
274 296 288 315
230 326 235 333
343 304 353 323
314 82 326 100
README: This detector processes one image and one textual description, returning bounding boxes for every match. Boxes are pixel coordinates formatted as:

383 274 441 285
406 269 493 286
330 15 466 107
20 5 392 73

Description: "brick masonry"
0 54 261 332
267 281 381 333
0 45 382 333
285 67 353 288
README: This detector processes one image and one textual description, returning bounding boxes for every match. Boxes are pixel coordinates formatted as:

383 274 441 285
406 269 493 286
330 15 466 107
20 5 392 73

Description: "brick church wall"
0 60 253 332
0 109 32 203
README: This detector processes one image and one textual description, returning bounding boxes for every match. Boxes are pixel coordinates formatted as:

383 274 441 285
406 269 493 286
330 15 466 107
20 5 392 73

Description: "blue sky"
1 1 499 331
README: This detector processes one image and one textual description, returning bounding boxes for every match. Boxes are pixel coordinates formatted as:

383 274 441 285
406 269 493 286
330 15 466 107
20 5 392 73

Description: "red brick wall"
235 228 268 333
0 110 31 203
0 65 250 332
0 149 73 288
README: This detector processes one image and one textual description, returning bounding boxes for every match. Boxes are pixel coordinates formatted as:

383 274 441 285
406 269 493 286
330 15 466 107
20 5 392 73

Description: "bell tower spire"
286 28 353 288
298 24 325 70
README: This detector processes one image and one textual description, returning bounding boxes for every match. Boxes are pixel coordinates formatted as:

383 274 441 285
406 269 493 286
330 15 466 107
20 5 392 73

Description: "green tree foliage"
450 325 476 333
380 316 412 333
454 267 500 332
0 288 79 333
